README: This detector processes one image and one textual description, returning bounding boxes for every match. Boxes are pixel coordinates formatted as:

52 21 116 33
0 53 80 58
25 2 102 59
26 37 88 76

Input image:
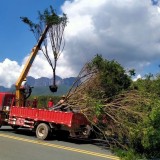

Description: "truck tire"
36 123 50 140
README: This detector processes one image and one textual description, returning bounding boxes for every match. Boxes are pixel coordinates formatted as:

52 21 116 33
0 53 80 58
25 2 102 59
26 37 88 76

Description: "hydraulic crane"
15 25 50 107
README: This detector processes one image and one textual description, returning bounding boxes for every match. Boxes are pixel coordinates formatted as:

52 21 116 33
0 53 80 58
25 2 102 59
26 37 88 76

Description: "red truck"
0 24 91 140
0 92 91 140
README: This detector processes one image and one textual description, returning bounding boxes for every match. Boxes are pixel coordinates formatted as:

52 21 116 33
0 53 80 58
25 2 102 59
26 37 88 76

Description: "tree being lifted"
63 54 160 159
20 6 67 92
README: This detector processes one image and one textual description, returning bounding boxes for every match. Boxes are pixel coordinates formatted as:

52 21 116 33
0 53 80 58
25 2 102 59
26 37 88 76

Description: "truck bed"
8 106 89 128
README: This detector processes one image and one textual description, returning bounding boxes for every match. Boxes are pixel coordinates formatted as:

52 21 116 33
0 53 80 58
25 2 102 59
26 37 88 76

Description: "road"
0 126 119 160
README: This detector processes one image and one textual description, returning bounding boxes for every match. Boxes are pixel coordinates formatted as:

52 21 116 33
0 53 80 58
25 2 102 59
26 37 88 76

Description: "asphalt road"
0 126 119 160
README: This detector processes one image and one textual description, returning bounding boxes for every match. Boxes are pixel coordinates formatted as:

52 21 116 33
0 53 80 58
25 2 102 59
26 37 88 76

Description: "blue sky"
0 0 64 64
1 0 160 87
152 0 159 5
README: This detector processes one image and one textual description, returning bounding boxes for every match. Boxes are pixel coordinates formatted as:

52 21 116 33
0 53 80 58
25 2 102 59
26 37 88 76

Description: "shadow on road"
0 127 109 150
0 127 36 138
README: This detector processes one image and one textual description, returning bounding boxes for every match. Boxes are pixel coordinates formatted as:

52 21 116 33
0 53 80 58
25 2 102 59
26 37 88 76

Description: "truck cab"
0 92 15 127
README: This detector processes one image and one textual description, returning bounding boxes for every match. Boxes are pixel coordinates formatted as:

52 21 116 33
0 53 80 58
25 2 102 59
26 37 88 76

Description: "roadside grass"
114 148 147 160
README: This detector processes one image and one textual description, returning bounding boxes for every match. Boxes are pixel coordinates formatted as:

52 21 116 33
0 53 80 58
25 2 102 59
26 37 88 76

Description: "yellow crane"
15 25 50 106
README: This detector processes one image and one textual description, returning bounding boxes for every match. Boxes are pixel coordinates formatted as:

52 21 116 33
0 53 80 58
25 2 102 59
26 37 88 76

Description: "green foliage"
125 76 160 158
133 73 160 97
68 55 160 159
87 56 160 159
38 6 62 25
113 97 160 159
94 100 103 116
142 100 160 155
20 6 67 33
88 54 131 98
20 5 67 40
115 148 145 160
29 95 61 109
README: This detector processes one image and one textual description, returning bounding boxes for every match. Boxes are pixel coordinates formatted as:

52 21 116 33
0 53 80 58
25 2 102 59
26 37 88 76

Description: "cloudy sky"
1 0 160 87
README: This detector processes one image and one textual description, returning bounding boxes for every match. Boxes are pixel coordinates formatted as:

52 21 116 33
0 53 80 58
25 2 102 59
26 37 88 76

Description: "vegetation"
58 54 160 159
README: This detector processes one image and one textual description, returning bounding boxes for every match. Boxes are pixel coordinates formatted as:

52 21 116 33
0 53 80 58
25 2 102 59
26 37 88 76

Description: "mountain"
0 86 10 92
61 77 77 86
0 76 76 96
32 85 70 96
26 76 62 87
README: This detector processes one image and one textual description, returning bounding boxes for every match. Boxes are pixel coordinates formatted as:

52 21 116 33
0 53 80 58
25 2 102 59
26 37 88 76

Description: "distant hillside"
26 76 76 87
0 76 76 96
0 86 10 92
31 85 70 96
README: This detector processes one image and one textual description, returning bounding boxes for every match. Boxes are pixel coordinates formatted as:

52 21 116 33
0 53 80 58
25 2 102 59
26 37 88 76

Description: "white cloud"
0 59 21 87
61 0 160 75
0 50 75 88
26 51 75 79
133 74 142 81
22 52 53 79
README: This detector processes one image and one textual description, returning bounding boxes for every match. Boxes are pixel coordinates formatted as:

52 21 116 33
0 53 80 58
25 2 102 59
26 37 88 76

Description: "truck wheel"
36 123 50 140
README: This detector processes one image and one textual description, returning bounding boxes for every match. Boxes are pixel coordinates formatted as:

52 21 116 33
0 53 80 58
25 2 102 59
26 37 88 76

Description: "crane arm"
15 25 50 106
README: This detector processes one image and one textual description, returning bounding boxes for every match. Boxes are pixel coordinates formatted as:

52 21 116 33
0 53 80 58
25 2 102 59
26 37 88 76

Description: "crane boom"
15 25 50 106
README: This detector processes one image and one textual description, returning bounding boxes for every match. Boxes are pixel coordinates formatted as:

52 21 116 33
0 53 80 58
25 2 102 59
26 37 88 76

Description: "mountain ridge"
0 76 76 95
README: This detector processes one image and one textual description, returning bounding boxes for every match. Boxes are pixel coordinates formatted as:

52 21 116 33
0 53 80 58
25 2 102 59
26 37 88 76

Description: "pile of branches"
63 55 152 149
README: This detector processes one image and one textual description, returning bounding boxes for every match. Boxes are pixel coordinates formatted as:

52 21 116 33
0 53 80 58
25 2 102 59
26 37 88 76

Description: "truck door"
0 92 15 111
